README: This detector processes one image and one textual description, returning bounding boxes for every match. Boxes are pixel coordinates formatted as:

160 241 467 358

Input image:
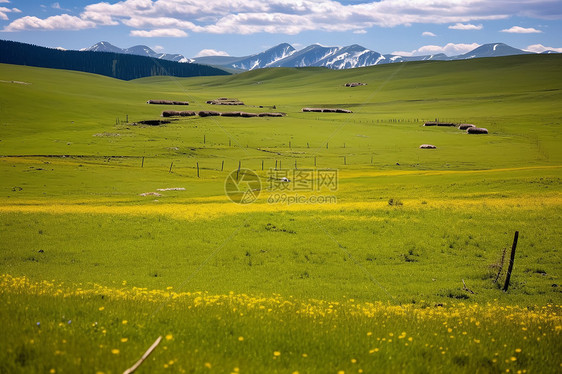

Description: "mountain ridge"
189 42 544 70
82 40 552 71
83 41 191 63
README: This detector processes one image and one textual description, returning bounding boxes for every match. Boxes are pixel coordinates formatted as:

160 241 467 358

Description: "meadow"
0 54 561 373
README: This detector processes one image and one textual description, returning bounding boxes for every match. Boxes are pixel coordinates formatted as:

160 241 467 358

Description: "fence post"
503 231 519 292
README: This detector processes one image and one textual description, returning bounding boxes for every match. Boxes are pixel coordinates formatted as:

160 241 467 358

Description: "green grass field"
1 55 561 373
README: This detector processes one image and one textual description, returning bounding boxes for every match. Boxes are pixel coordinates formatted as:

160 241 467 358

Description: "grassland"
0 54 561 373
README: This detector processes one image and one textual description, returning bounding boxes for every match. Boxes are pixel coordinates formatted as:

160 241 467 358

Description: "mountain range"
192 42 541 70
83 41 191 63
85 41 555 71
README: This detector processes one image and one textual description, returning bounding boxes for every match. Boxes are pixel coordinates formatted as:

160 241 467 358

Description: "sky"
0 0 561 58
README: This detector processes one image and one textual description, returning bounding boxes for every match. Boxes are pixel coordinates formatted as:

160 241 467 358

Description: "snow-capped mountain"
193 43 295 70
84 41 549 71
453 43 533 60
82 41 123 53
192 42 537 71
267 44 383 69
83 41 191 63
382 53 449 63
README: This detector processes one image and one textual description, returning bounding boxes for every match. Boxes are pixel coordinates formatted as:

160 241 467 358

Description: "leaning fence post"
169 162 173 173
503 231 519 292
141 157 144 168
197 162 200 178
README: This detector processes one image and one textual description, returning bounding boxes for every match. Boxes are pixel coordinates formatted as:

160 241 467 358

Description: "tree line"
0 39 229 80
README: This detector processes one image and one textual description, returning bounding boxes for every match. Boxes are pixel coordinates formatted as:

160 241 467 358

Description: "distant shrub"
388 198 403 206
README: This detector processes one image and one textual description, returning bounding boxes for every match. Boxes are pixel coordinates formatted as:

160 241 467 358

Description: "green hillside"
0 55 561 373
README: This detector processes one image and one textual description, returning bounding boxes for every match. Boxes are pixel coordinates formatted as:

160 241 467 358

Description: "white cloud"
4 0 562 35
52 2 61 9
422 31 436 37
153 45 165 52
501 26 542 33
0 5 19 20
130 28 188 37
400 42 481 56
353 29 367 34
4 14 96 31
391 50 414 56
525 44 562 53
195 48 230 57
448 23 483 30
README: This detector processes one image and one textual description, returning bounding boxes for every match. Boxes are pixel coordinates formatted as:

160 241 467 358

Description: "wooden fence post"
503 231 519 292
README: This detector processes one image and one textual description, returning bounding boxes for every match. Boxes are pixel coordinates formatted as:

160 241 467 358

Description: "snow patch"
374 56 385 65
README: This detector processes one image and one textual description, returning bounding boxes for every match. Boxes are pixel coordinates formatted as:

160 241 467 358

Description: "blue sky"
1 0 561 58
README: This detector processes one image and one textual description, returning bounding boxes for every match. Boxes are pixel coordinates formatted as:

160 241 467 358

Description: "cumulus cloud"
501 26 542 33
416 43 480 55
130 28 188 37
391 50 414 56
195 48 230 57
3 0 562 35
0 5 20 20
448 23 483 30
4 14 96 31
422 31 436 37
525 44 562 53
353 29 367 34
397 43 480 56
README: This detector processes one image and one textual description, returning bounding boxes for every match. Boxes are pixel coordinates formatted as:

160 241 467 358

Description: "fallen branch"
462 279 475 294
123 336 162 374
